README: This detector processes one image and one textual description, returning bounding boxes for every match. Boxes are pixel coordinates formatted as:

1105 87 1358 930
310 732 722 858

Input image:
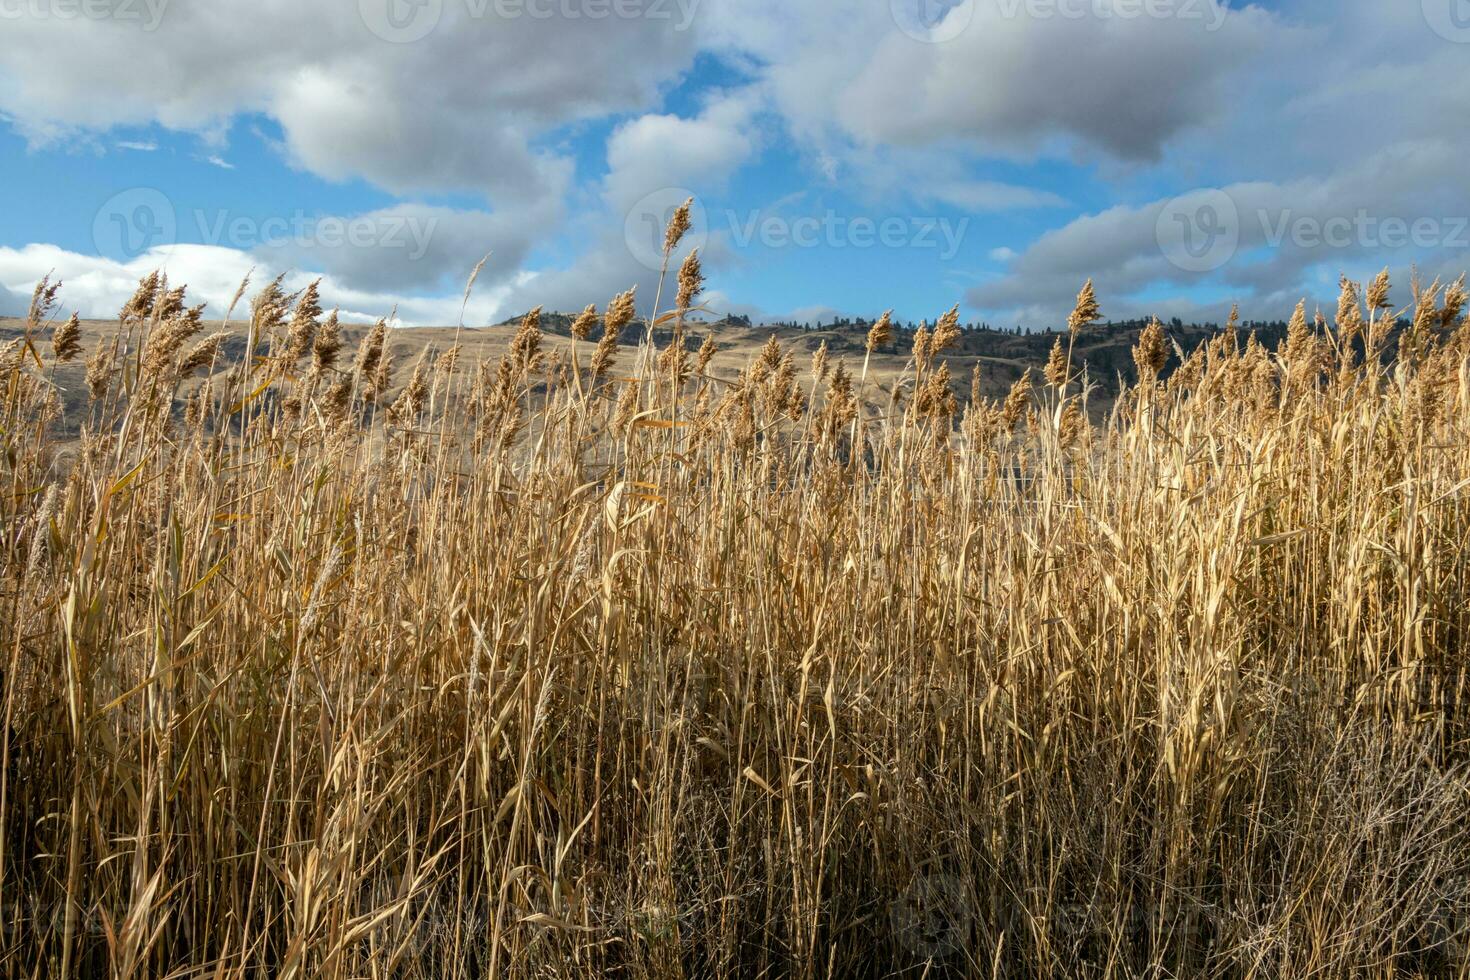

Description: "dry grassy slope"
7 291 1468 976
1 313 1234 432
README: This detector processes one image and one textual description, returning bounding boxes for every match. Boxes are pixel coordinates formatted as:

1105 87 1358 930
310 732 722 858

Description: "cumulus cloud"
703 0 1282 164
951 0 1470 328
0 83 760 327
818 144 1067 212
0 1 700 195
969 140 1470 327
0 0 704 300
838 0 1279 162
0 243 509 327
259 193 569 295
4 0 1469 329
480 90 764 319
603 91 761 211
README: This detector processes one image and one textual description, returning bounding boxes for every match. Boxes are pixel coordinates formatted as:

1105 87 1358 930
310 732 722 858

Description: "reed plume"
5 269 1469 980
51 312 82 362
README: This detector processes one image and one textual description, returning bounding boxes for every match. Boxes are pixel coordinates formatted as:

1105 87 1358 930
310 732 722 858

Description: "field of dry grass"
0 312 1036 444
0 298 1218 438
4 228 1470 978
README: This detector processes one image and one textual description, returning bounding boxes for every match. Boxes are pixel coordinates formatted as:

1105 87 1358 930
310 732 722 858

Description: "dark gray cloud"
839 1 1278 162
701 0 1282 165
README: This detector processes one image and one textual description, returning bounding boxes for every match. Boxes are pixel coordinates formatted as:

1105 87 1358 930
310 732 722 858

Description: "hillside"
1 311 1296 438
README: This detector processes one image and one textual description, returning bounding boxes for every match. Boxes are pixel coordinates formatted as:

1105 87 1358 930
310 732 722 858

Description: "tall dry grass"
3 243 1470 978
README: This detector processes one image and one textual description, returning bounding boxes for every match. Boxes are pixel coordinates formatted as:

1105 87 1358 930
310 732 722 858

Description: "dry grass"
3 255 1470 979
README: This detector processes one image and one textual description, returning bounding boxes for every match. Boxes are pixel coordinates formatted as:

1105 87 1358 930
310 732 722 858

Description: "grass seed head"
676 249 704 312
285 279 323 362
1441 275 1467 330
51 313 82 363
664 197 694 255
1044 337 1067 387
355 320 388 386
866 310 894 353
509 306 545 375
1367 267 1392 311
251 274 290 339
1058 398 1085 449
1002 370 1032 430
1067 279 1101 334
313 310 343 374
1134 318 1168 381
1336 276 1364 340
153 283 188 323
912 324 932 368
696 333 718 377
85 338 115 401
27 274 62 331
120 271 160 324
570 304 599 341
180 332 227 374
811 339 830 383
931 304 961 355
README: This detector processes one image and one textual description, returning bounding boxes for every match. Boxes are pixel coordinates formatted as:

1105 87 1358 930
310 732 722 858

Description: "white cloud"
0 242 509 328
0 2 701 201
603 91 761 211
475 91 764 321
0 0 705 299
967 141 1470 326
4 0 1469 330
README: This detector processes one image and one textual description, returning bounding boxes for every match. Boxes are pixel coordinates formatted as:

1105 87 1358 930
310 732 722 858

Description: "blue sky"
1 0 1467 327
